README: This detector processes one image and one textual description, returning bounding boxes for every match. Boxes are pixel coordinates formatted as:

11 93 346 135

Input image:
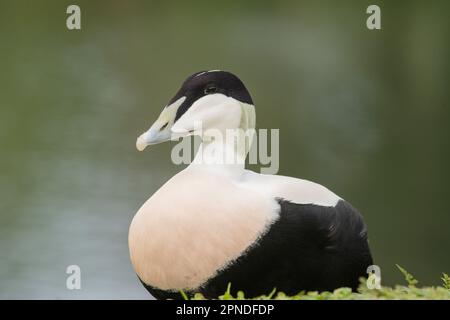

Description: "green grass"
182 266 450 300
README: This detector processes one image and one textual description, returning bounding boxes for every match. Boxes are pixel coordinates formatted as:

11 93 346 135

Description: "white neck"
191 136 245 176
189 102 255 177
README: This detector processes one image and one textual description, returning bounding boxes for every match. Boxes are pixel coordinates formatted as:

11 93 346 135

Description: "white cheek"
173 94 241 132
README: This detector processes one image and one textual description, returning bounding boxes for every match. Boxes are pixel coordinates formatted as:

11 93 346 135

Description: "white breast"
128 167 279 291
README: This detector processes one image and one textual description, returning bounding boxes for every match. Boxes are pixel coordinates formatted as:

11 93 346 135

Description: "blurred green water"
0 0 449 298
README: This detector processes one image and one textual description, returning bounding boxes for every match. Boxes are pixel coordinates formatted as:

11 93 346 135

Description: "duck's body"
129 70 373 299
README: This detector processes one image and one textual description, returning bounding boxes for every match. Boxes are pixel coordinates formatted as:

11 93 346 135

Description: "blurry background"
0 0 449 299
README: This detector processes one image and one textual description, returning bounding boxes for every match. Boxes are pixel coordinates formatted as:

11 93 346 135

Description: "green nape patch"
180 266 450 300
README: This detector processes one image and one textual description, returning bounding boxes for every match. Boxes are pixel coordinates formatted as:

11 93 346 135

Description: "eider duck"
129 70 373 299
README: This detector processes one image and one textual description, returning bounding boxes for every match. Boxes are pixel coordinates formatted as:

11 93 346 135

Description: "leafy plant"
179 289 189 300
184 266 450 300
442 273 450 290
396 264 419 287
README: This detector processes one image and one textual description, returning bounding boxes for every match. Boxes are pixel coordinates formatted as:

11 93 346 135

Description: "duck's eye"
204 85 218 95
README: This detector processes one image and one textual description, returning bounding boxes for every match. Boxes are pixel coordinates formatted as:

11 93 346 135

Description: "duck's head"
136 70 255 151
